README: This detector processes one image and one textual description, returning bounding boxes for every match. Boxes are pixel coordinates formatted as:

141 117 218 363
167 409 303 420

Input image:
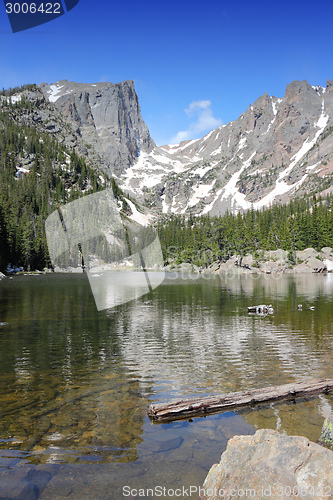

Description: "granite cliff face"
38 80 154 176
121 79 333 215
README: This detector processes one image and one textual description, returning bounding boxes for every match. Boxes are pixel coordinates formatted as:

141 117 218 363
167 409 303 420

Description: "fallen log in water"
147 379 333 422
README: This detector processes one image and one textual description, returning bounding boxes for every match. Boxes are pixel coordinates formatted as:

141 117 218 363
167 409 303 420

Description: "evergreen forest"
156 196 333 268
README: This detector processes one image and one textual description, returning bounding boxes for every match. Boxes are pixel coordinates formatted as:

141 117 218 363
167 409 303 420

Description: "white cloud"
171 100 222 144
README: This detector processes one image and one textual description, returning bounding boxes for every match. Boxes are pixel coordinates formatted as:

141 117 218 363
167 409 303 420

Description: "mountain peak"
285 79 313 95
326 79 333 92
4 76 332 218
39 79 154 176
120 76 333 216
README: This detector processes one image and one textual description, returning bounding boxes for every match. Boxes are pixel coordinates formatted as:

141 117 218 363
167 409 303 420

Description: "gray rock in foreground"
200 429 333 500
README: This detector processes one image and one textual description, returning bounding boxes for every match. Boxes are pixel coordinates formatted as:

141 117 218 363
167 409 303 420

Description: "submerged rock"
200 429 333 500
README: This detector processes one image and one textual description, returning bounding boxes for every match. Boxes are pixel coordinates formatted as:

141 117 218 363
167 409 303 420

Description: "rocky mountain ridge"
121 79 333 215
2 78 333 219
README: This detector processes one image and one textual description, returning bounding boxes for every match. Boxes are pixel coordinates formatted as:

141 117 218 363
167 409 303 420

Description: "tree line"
156 196 333 267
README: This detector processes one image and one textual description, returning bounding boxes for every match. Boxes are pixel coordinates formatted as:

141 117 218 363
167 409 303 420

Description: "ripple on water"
0 274 332 499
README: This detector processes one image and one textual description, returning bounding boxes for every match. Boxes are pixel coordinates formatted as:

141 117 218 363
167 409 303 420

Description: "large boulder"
296 248 319 261
320 247 333 257
323 259 333 272
293 257 326 273
200 429 333 500
306 256 326 272
259 260 282 274
264 249 288 264
240 254 253 268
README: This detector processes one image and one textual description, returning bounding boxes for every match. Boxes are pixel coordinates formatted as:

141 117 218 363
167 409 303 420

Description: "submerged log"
147 379 333 422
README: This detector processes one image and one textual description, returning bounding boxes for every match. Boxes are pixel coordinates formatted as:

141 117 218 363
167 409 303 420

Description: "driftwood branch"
147 379 333 422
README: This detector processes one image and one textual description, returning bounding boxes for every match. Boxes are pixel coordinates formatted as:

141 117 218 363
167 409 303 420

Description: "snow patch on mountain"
211 143 224 156
126 199 152 226
306 161 321 172
149 151 185 172
220 152 256 211
201 187 224 214
237 137 247 151
48 84 64 102
312 85 326 95
272 98 282 116
10 94 22 104
187 182 216 209
192 164 215 177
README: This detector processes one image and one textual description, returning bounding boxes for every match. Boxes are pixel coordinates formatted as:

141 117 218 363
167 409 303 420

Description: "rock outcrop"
39 80 154 176
202 247 333 275
200 429 333 500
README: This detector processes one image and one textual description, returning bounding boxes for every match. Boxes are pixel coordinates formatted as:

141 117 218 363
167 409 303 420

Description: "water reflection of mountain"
214 272 333 299
113 274 333 401
0 273 332 464
0 273 333 499
0 275 148 464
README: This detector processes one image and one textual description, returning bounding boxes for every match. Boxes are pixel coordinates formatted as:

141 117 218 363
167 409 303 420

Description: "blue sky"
1 0 333 145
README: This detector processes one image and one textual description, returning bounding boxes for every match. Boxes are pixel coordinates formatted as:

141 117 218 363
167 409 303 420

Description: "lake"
0 272 332 499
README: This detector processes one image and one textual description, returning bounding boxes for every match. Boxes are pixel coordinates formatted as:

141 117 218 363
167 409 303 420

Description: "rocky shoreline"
165 247 333 275
2 247 333 277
